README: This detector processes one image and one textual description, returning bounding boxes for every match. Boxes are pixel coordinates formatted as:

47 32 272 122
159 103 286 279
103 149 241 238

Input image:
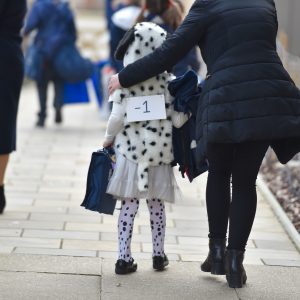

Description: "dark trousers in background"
206 141 269 250
36 64 64 120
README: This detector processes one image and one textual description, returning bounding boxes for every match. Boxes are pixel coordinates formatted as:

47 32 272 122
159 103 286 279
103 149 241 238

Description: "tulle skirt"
106 151 181 203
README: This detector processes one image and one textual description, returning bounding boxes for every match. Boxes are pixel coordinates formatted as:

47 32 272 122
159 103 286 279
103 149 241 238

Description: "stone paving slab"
0 254 101 275
101 259 238 300
0 271 100 300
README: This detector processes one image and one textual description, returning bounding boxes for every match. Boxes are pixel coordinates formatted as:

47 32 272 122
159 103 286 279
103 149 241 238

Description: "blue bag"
53 44 94 83
81 148 117 215
63 81 89 104
24 44 44 81
63 67 101 104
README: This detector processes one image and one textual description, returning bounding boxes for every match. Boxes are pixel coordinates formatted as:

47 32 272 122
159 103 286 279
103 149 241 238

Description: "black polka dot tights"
118 198 166 262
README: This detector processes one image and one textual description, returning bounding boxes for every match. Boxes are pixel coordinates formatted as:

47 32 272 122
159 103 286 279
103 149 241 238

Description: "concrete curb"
257 175 300 252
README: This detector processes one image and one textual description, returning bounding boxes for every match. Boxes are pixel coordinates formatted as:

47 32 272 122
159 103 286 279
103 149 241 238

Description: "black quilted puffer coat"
119 0 300 164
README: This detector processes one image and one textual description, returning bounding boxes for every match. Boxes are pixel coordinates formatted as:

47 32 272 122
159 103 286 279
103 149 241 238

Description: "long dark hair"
136 0 183 31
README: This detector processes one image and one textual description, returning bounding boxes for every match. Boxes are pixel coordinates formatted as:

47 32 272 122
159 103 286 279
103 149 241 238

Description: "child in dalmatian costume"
103 22 188 274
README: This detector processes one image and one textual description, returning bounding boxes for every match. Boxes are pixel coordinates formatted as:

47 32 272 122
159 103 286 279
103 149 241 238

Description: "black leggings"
206 141 269 250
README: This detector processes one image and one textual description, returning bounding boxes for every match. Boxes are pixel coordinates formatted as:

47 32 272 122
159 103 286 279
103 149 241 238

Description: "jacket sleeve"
23 3 43 35
104 101 125 143
119 1 211 88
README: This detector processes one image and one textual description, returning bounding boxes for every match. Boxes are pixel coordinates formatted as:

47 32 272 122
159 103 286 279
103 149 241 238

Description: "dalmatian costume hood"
110 22 175 192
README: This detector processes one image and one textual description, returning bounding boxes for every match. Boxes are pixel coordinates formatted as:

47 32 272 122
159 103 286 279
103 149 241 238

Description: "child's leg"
118 198 139 262
146 199 166 257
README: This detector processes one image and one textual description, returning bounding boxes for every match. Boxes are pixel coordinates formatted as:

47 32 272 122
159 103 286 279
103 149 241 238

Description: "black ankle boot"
115 259 137 275
201 238 226 275
153 254 169 271
225 249 247 288
0 185 6 214
55 109 62 124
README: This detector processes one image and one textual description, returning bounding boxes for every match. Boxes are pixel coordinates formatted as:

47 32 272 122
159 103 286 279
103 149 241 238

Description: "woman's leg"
206 143 234 239
0 154 9 186
53 77 64 124
0 154 9 213
228 141 269 250
36 78 48 126
146 199 166 257
118 198 139 262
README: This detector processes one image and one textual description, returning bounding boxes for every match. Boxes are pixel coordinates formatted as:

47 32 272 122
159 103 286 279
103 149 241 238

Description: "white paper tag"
126 94 167 122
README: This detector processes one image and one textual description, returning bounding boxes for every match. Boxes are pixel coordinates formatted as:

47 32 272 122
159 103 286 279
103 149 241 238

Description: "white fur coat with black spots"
110 22 180 192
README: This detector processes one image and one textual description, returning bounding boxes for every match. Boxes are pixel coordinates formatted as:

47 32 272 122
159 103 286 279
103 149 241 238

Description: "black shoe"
0 185 6 214
55 109 62 124
153 254 169 271
201 238 226 275
225 249 247 288
36 118 45 128
115 259 137 275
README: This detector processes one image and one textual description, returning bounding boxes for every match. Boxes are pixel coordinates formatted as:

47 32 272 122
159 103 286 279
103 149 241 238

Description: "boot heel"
226 273 247 288
210 262 225 275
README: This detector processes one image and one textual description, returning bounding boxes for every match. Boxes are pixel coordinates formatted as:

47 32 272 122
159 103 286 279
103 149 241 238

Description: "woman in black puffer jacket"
0 0 27 214
108 0 300 288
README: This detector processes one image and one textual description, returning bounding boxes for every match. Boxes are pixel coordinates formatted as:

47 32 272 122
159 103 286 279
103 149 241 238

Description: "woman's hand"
108 74 121 95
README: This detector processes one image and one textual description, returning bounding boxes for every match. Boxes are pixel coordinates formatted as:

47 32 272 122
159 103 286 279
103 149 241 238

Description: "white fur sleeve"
172 112 189 128
104 102 124 143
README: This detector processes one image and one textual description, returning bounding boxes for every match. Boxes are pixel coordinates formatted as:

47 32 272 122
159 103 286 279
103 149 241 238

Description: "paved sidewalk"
0 84 300 299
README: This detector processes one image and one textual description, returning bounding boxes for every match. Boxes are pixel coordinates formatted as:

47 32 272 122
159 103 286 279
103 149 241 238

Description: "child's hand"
103 140 113 148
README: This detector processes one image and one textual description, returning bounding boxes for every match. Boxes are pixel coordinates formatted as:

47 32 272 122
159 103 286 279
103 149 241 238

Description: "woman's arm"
118 1 211 88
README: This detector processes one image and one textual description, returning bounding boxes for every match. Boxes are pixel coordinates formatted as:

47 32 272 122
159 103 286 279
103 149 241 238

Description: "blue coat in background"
24 0 76 59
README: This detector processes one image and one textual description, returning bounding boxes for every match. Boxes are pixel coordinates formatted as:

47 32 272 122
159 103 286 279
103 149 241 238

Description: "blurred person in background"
136 0 201 76
0 0 27 214
109 0 142 72
23 0 77 127
109 0 300 288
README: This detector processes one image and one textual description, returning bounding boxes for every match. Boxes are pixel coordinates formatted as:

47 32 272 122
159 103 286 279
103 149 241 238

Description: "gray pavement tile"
101 260 238 300
174 220 209 229
23 229 100 240
0 246 14 254
14 247 97 257
262 258 300 267
0 271 100 300
0 229 22 237
0 237 60 249
0 212 29 220
254 239 297 251
34 192 71 201
8 205 68 213
30 212 101 223
249 231 291 241
235 265 300 300
5 199 34 206
246 248 300 260
0 220 64 230
0 254 101 275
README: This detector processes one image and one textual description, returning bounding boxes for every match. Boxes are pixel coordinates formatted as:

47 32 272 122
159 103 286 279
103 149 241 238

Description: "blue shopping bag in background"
63 67 101 105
